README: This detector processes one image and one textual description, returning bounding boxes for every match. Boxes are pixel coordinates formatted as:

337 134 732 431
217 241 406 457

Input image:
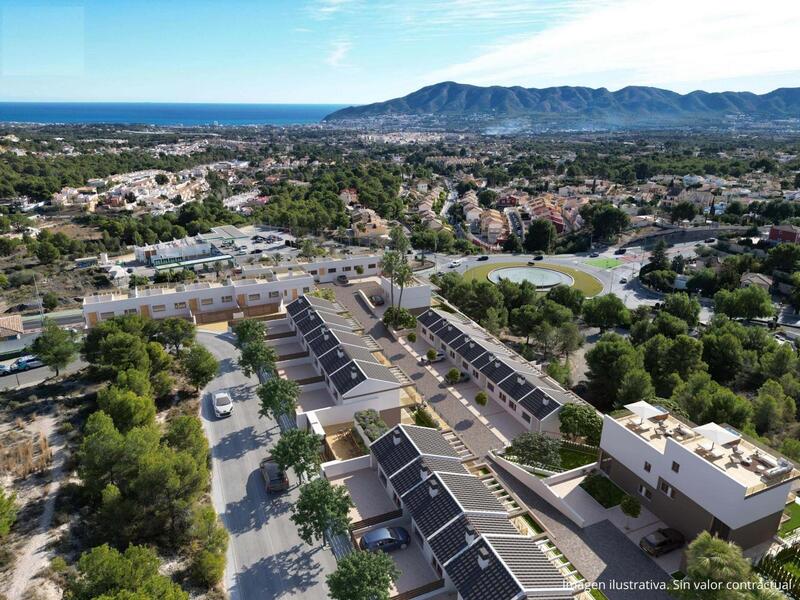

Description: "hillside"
324 82 800 124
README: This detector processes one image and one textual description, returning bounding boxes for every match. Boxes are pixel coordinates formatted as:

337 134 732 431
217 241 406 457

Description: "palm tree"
395 262 414 310
380 251 401 308
270 253 282 267
680 531 755 595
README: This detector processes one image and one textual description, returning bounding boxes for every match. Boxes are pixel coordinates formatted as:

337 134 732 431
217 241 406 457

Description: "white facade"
380 276 431 310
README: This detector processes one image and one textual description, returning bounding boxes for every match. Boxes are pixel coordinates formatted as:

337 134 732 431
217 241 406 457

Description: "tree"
475 391 488 406
507 432 561 469
701 331 744 384
299 238 318 260
510 304 542 344
677 532 764 600
524 219 557 253
189 506 228 587
671 372 752 429
272 429 322 482
753 379 795 435
585 333 642 407
582 203 629 240
767 242 800 273
662 293 701 327
380 251 401 307
42 291 58 311
618 369 655 406
671 201 697 223
582 294 629 332
231 319 268 349
0 488 17 538
291 478 353 546
394 262 414 309
36 241 60 264
97 385 156 433
558 403 602 445
327 549 400 600
68 544 188 600
555 322 584 359
714 286 774 320
181 344 219 391
648 240 670 271
389 224 410 257
153 317 196 354
238 340 277 377
257 377 300 420
620 495 641 529
30 318 77 376
547 284 585 313
97 331 151 376
503 233 523 253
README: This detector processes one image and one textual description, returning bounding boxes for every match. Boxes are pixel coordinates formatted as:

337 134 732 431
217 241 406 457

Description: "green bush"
407 332 417 343
383 307 416 330
354 409 389 441
412 406 439 429
445 368 460 385
475 391 488 406
192 549 225 587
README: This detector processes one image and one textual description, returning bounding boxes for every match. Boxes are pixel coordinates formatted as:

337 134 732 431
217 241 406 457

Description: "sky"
0 0 799 105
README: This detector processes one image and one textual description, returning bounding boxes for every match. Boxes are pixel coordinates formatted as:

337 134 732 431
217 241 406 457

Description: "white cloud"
325 39 352 67
311 0 355 19
426 0 800 93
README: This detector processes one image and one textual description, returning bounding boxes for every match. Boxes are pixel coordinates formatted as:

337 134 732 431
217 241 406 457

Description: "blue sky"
1 0 799 104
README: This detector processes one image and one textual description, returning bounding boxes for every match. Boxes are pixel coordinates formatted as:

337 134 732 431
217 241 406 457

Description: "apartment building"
83 272 313 327
285 296 408 406
599 401 800 550
369 424 573 600
417 308 579 434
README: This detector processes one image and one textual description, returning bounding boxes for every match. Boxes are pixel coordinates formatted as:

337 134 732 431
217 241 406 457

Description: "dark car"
614 248 627 255
336 274 349 284
260 456 289 492
590 252 600 258
250 249 263 254
369 295 385 306
705 238 716 243
476 255 489 261
359 527 410 552
639 528 685 557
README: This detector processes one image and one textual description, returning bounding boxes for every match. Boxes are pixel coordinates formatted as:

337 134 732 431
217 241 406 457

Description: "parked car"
369 295 385 306
614 248 627 255
0 364 12 376
528 256 544 264
476 255 489 262
619 277 628 284
420 350 446 365
336 274 349 284
260 456 289 492
250 249 263 254
589 252 600 258
448 260 462 268
212 391 233 418
639 528 685 557
12 355 44 371
705 238 716 243
359 527 410 552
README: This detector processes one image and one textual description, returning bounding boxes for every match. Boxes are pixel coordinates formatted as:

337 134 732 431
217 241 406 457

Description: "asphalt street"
198 331 336 600
0 357 88 391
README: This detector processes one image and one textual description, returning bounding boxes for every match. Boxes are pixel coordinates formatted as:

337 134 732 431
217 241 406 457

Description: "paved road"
0 357 87 391
198 332 336 600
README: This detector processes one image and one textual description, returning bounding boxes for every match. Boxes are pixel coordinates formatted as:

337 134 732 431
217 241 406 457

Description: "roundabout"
462 261 604 296
487 266 574 289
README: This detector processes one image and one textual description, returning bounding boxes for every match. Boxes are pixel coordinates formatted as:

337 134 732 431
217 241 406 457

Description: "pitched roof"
428 513 518 565
479 355 515 385
390 455 467 497
404 475 465 537
318 343 378 375
371 424 460 481
329 362 366 395
485 535 569 592
436 471 507 514
444 538 522 600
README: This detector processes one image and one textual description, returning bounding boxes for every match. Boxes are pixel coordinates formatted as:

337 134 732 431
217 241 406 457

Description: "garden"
579 472 625 509
757 542 800 598
504 432 599 475
462 261 604 296
781 501 800 537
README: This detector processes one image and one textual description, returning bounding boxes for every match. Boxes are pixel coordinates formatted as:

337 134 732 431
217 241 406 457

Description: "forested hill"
324 82 800 124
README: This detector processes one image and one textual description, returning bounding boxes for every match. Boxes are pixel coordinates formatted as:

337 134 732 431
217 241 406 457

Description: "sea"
0 103 349 126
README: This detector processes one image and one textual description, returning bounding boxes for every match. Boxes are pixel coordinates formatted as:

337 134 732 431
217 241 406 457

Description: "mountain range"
324 82 800 125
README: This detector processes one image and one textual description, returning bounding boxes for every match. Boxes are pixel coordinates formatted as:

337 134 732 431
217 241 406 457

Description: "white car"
448 260 462 268
213 391 233 418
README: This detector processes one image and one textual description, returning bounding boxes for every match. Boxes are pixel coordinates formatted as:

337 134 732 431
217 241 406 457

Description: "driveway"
199 332 336 600
325 284 504 458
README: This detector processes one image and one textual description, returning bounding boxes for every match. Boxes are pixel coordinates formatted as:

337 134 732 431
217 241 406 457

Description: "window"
201 298 214 306
487 383 495 391
221 295 233 303
174 301 187 309
449 351 455 358
508 401 516 411
343 266 351 272
659 481 675 498
671 462 680 473
462 361 468 369
303 287 310 293
521 412 531 423
368 263 376 269
248 293 260 301
499 392 507 401
429 334 434 341
269 291 280 298
422 327 427 335
638 485 652 500
473 369 479 377
152 304 166 313
124 308 137 315
309 270 317 275
378 470 387 485
328 268 337 273
644 461 651 472
100 311 115 320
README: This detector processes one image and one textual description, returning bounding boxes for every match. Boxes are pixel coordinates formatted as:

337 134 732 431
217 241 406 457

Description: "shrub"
354 409 389 441
192 549 226 587
355 265 364 275
475 391 488 406
445 368 460 385
426 348 438 361
412 406 438 429
383 306 416 330
507 432 561 470
546 361 572 387
407 332 417 343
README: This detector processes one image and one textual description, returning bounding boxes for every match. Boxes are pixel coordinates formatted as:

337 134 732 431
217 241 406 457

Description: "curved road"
198 331 336 600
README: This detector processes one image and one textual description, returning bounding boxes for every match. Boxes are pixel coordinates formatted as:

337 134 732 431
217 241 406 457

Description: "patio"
323 423 367 460
606 504 684 575
329 468 398 524
272 340 305 359
277 362 321 383
297 388 335 412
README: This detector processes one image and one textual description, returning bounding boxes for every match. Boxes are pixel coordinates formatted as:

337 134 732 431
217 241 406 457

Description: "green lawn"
780 502 800 536
590 589 610 600
523 513 544 534
585 257 623 269
559 446 599 470
580 472 625 508
462 261 604 297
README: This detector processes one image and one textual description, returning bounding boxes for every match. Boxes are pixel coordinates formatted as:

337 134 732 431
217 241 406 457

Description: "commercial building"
417 308 580 434
599 401 800 550
369 424 573 600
